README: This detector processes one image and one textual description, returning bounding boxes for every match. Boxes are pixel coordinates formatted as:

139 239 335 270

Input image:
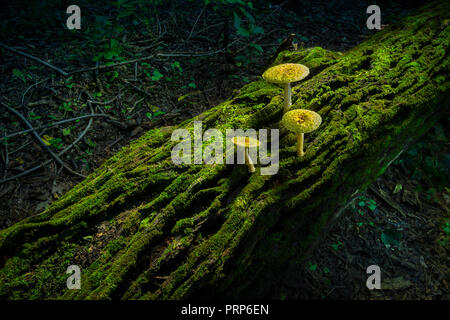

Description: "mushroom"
232 136 260 173
262 63 310 113
281 109 322 157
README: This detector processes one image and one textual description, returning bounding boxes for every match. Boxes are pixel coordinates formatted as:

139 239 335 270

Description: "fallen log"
0 1 448 299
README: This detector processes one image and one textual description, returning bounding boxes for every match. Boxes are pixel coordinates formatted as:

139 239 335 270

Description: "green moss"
171 218 194 235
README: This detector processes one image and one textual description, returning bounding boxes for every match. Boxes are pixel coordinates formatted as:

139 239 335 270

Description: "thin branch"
121 79 154 98
21 77 49 106
4 113 112 139
1 102 85 178
68 55 156 76
186 4 207 42
3 131 8 179
0 42 69 77
0 105 95 184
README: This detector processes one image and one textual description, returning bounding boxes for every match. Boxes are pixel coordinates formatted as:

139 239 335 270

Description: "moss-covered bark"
0 2 449 300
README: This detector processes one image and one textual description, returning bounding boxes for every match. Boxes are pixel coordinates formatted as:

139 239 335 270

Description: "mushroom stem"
283 83 292 113
297 133 305 157
244 148 255 173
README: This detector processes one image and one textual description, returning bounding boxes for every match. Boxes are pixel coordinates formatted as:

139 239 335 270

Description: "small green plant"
59 102 73 115
146 110 165 120
151 69 164 81
28 112 41 120
65 76 74 89
171 61 183 75
84 138 96 148
12 69 32 83
331 241 343 251
49 137 63 150
367 199 377 211
62 127 71 136
308 262 317 272
93 38 124 62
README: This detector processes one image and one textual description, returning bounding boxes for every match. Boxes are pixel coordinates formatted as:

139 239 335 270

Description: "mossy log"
0 2 449 299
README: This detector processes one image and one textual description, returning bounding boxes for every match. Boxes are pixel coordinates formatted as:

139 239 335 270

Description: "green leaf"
12 69 26 83
233 12 241 30
85 138 97 148
153 111 165 117
117 10 133 18
240 7 255 24
171 61 182 72
443 222 450 235
62 128 71 136
151 69 164 81
249 42 263 53
28 112 41 120
188 82 196 88
250 25 264 34
104 51 115 59
393 183 403 194
237 27 251 37
331 241 342 251
367 199 377 211
145 112 152 120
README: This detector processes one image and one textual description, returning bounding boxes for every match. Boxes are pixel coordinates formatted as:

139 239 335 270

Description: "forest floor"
0 0 448 299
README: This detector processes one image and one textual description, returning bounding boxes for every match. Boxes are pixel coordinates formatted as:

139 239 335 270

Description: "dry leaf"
382 277 412 290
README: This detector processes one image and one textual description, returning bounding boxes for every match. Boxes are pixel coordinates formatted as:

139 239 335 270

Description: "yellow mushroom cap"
232 136 260 148
262 63 310 84
281 109 322 133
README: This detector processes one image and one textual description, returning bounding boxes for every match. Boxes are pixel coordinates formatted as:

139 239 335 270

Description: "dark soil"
0 0 448 300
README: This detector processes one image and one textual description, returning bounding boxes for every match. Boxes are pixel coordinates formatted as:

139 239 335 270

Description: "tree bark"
0 1 449 300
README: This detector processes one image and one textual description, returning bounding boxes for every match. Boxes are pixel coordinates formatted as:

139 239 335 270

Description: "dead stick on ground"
21 77 50 106
68 55 156 76
3 131 8 179
4 113 112 139
0 42 69 77
0 104 95 184
1 102 85 179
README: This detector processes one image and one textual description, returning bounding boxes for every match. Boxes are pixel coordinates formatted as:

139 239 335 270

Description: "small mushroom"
232 136 260 173
262 63 310 113
281 109 322 157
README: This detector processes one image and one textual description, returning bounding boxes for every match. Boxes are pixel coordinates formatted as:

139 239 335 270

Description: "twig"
121 79 154 98
94 60 105 93
4 113 112 139
87 95 119 106
186 4 207 42
21 77 49 106
1 102 85 178
368 185 408 217
0 42 69 77
0 105 95 184
3 131 8 179
68 49 224 76
106 136 124 150
68 55 156 76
